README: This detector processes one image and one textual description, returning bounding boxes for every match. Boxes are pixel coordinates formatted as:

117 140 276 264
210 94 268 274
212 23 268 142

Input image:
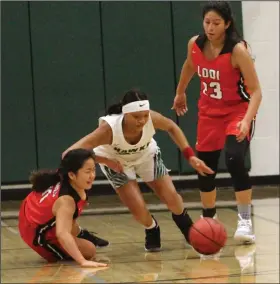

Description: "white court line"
1 200 237 220
1 221 19 234
1 173 231 190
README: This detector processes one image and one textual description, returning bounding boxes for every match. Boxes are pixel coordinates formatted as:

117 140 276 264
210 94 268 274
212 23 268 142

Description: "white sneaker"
234 214 255 244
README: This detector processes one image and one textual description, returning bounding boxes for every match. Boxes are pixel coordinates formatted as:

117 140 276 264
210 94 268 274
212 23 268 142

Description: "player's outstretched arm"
150 111 214 176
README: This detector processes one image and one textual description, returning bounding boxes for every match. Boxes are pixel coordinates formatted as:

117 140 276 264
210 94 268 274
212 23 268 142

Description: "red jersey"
191 35 251 116
23 181 87 226
19 181 88 261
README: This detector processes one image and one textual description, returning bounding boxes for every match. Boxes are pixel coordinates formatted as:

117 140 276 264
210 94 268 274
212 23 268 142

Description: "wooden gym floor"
1 185 279 283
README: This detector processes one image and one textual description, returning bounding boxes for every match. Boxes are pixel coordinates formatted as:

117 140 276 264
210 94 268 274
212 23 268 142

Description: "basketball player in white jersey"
63 89 214 252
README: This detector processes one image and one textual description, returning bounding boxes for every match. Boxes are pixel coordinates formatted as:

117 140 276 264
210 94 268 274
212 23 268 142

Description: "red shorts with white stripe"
18 200 70 262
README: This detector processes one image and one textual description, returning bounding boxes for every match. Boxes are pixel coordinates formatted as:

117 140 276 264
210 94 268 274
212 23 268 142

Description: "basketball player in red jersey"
18 149 108 267
172 1 262 245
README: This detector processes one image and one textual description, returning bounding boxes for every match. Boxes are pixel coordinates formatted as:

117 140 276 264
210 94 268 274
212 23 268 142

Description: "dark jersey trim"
195 34 241 55
237 76 251 102
59 180 88 219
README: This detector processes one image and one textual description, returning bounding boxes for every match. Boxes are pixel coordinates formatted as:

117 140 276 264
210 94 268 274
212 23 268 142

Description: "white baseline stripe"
1 200 237 220
1 221 19 234
1 173 231 190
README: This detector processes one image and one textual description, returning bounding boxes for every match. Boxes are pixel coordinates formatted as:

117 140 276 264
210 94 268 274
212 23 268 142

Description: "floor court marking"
73 267 107 284
2 207 278 283
230 208 279 225
133 269 279 284
1 202 239 219
1 221 18 234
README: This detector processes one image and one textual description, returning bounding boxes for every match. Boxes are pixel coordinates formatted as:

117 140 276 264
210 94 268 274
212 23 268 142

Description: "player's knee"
225 151 251 191
83 242 96 260
225 148 245 174
230 172 251 191
225 135 248 172
198 174 216 192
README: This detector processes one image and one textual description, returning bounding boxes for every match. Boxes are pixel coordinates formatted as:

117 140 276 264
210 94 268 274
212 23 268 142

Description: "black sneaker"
78 229 109 247
145 217 161 252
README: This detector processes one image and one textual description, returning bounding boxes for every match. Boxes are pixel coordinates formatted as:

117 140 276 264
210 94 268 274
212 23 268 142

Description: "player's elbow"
251 87 262 101
165 119 178 134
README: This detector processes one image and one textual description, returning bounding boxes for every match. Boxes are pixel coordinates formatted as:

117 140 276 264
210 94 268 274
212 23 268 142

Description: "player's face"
125 110 150 131
70 158 96 190
203 11 230 41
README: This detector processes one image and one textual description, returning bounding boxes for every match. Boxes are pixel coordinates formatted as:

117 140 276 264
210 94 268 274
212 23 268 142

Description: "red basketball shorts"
196 111 255 152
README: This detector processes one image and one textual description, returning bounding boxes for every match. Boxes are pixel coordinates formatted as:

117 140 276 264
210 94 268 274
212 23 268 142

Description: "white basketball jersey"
94 114 158 167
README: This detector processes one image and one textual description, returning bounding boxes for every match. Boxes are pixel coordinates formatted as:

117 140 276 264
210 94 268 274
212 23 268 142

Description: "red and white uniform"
191 34 254 151
18 181 87 262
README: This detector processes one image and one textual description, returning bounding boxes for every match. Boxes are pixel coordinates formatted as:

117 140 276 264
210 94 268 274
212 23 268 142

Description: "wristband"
182 146 195 160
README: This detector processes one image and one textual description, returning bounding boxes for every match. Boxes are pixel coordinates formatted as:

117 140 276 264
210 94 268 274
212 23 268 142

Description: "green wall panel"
172 1 250 174
1 1 250 184
1 2 37 182
101 2 179 172
29 2 105 175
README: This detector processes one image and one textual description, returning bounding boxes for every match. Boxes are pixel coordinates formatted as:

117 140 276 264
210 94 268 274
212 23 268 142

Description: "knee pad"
198 174 216 192
197 150 220 193
225 151 251 191
225 135 251 191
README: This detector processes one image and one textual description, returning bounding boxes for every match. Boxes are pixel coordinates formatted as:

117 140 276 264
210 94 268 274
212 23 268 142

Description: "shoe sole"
144 246 161 252
96 242 110 248
234 235 255 245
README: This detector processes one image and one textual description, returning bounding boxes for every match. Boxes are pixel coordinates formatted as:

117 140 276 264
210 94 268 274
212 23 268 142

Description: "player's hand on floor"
80 260 108 268
189 157 214 176
171 93 188 116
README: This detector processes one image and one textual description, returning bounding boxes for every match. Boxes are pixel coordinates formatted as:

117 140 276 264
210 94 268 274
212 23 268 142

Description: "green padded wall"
101 2 179 172
2 1 248 183
172 1 249 174
29 2 105 175
1 2 37 182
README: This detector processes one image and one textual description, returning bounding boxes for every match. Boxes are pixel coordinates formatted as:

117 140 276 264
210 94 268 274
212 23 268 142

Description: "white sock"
145 218 156 230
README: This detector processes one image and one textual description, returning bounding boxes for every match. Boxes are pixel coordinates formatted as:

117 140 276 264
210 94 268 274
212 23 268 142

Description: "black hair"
30 149 95 192
202 1 243 42
106 89 148 115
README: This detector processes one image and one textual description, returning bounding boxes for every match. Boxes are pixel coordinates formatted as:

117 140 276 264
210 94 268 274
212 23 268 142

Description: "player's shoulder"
150 110 164 120
98 115 117 132
232 41 249 55
189 35 199 44
188 34 200 48
190 34 208 51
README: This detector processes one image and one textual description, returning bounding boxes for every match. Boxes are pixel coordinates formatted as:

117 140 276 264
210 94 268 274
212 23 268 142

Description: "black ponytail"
106 102 122 115
106 88 149 115
29 169 61 192
225 17 243 42
30 149 95 192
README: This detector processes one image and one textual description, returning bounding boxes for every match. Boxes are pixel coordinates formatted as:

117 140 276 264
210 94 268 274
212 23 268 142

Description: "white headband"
122 100 150 114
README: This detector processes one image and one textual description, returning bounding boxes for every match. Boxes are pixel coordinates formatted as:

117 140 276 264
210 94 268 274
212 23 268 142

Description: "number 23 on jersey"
198 66 223 100
202 81 223 100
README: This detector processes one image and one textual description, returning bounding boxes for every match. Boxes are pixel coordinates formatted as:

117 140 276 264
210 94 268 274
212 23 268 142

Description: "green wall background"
2 1 247 183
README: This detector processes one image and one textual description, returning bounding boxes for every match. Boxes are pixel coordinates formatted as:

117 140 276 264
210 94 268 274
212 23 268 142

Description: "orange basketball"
189 217 227 255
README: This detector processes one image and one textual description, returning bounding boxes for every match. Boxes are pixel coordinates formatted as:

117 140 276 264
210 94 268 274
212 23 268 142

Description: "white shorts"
99 148 169 189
